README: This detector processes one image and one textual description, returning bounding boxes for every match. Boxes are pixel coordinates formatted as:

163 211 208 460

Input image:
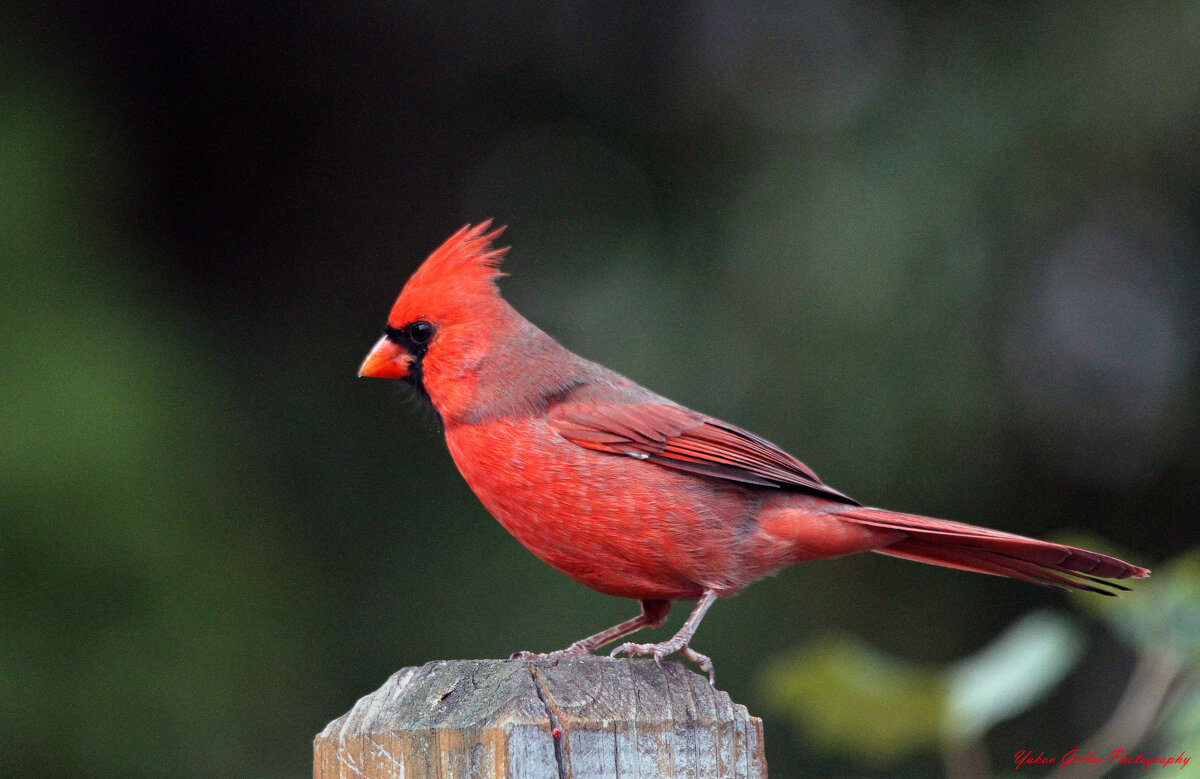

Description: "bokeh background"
4 1 1199 776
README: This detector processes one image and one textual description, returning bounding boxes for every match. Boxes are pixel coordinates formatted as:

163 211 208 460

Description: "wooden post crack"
529 666 570 779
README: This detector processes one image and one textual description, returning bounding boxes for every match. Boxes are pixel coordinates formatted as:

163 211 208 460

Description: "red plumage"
360 222 1149 680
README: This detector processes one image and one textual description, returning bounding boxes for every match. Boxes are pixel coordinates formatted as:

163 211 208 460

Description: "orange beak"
358 335 412 379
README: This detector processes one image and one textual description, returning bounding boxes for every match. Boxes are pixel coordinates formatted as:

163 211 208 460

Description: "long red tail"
832 507 1150 595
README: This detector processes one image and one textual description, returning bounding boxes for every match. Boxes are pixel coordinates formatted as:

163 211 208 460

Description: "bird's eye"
407 320 435 344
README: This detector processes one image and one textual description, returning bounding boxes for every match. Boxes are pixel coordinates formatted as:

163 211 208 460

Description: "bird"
359 221 1149 682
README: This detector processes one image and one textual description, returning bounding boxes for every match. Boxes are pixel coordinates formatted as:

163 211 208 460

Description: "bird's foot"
610 639 715 685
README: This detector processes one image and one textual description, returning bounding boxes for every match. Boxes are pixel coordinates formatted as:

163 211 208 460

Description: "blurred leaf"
758 612 1087 765
943 610 1085 741
755 634 945 764
1154 678 1200 769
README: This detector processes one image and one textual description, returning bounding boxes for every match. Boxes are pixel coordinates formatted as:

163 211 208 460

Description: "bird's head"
359 221 512 402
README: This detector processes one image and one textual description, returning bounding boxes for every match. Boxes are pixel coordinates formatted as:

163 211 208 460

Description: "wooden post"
314 657 766 779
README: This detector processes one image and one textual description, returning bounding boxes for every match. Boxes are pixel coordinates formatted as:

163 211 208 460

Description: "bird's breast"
443 416 760 600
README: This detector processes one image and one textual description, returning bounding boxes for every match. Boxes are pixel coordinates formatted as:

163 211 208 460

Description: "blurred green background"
3 1 1198 776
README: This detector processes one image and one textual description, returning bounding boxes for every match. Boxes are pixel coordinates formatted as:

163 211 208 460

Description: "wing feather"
549 402 857 502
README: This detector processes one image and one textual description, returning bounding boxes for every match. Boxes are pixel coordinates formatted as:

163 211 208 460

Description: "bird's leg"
511 598 671 660
611 589 719 684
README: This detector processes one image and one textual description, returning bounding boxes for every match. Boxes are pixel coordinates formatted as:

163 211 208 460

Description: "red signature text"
1015 749 1190 770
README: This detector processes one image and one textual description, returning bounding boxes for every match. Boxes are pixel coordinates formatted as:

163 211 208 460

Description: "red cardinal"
360 222 1148 681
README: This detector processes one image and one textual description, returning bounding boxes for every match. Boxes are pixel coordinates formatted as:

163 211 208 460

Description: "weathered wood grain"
314 657 766 778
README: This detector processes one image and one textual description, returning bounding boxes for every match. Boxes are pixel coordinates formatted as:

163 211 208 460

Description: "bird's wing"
549 401 858 502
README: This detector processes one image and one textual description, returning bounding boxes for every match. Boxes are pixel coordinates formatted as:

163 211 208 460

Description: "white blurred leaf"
944 610 1085 740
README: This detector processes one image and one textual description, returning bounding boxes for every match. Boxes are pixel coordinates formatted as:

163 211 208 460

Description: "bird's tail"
831 506 1149 595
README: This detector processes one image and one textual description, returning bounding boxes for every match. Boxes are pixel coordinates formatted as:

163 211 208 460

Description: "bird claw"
610 640 716 685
